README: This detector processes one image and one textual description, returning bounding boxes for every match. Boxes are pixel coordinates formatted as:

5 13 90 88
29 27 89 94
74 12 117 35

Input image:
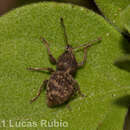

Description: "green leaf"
95 0 130 32
0 2 130 130
115 55 130 73
120 5 130 33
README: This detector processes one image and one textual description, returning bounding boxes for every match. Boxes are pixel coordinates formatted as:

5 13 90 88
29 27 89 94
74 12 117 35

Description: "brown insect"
27 18 101 107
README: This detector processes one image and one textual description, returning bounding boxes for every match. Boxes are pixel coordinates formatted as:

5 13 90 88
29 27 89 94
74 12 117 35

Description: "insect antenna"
73 37 102 50
60 17 69 46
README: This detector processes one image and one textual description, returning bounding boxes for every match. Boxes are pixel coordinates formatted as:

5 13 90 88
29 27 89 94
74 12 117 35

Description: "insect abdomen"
46 71 75 107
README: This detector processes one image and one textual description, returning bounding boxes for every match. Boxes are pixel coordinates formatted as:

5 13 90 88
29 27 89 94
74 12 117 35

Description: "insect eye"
66 45 72 50
66 45 69 49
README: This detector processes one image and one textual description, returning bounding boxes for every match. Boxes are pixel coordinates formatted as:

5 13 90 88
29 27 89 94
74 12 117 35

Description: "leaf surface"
0 2 130 130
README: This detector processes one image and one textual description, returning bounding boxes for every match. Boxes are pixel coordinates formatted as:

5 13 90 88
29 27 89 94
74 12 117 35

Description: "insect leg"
77 47 88 68
75 38 101 68
27 67 54 73
41 37 57 64
30 80 48 103
73 37 101 50
73 80 86 97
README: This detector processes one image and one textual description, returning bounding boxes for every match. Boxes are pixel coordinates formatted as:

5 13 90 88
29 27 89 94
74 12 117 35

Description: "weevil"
27 18 101 107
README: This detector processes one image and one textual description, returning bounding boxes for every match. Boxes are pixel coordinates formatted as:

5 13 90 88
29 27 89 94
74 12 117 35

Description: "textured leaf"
95 0 130 32
0 2 130 130
120 5 130 33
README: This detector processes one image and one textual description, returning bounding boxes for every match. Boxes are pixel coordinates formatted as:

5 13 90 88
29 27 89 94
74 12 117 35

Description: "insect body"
47 71 77 107
28 18 101 107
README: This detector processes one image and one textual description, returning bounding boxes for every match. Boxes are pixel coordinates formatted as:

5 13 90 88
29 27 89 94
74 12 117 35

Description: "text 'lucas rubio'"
1 119 69 128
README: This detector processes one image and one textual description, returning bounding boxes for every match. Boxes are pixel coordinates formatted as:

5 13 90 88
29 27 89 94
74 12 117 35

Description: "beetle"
27 18 101 107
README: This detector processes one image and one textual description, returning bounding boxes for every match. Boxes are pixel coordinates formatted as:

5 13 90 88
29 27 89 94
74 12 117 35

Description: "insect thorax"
56 51 78 75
